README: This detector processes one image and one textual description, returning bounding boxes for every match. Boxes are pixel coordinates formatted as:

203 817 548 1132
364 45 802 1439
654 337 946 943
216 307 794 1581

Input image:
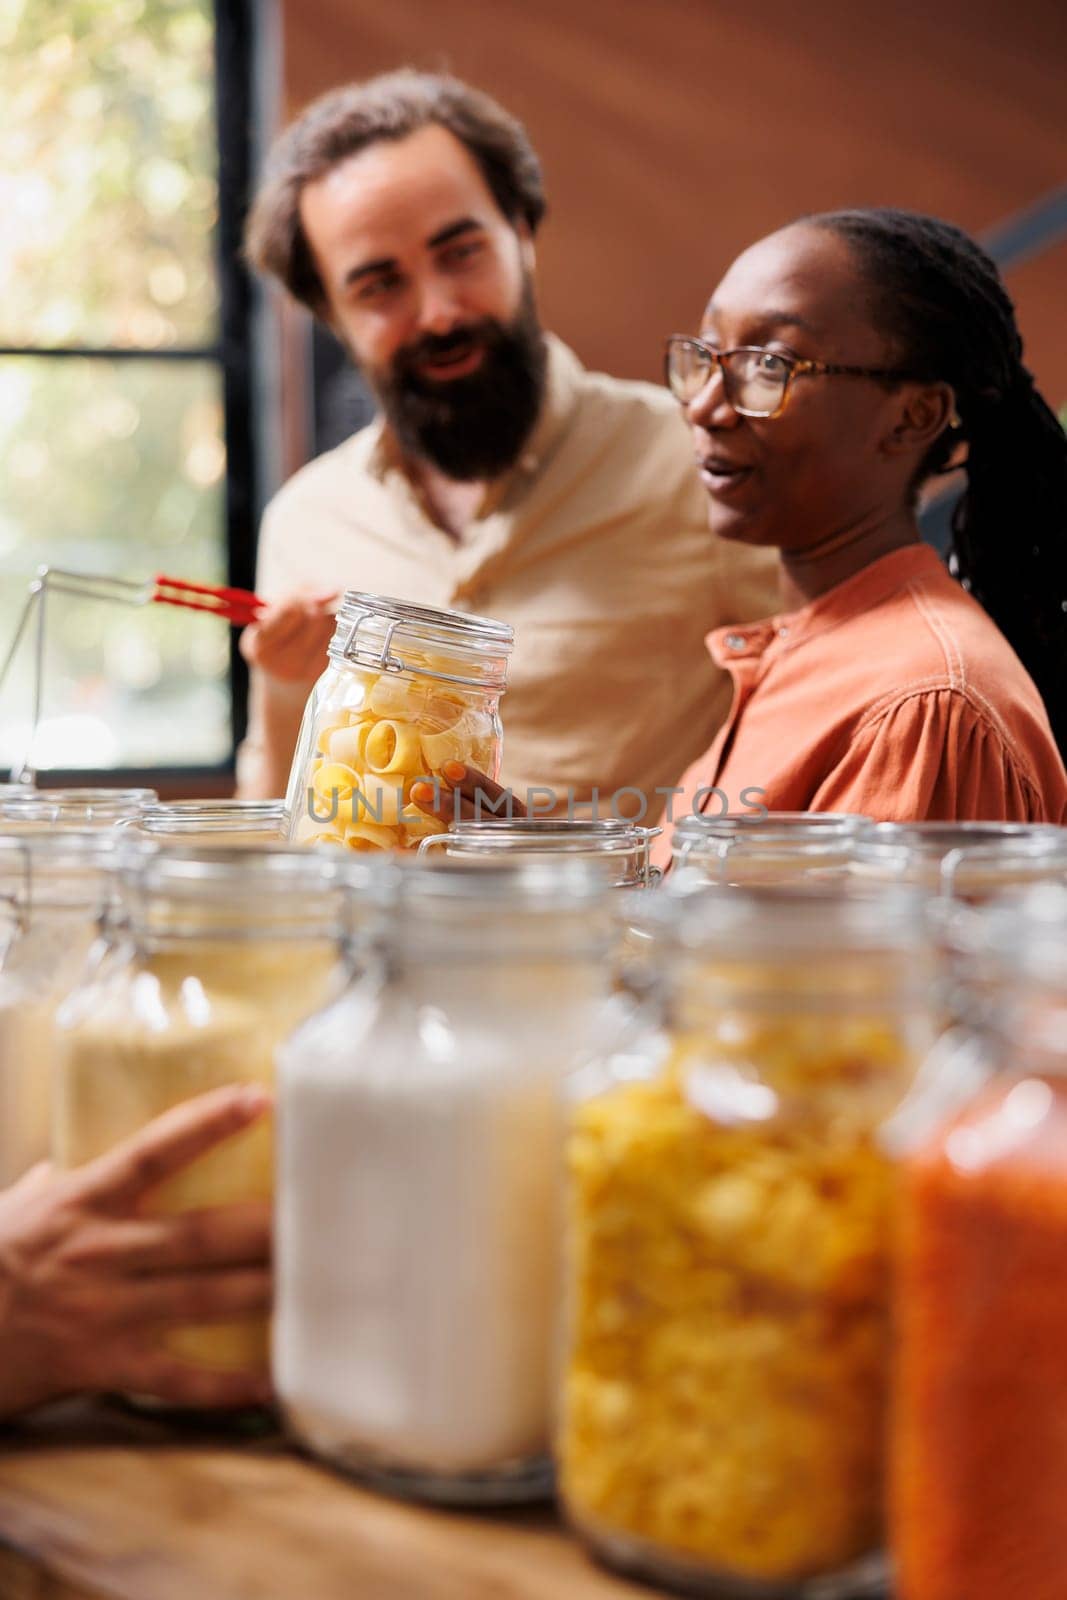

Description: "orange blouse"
654 543 1067 865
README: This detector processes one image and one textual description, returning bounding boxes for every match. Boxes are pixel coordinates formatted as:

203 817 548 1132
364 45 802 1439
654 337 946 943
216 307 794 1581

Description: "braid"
811 207 1067 758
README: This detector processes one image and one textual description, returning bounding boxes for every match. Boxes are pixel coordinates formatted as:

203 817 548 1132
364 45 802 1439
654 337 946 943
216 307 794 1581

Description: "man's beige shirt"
238 336 778 816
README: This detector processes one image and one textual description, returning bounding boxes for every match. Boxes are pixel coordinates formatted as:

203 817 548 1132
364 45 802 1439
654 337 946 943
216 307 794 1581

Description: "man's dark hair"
811 206 1067 757
245 70 546 312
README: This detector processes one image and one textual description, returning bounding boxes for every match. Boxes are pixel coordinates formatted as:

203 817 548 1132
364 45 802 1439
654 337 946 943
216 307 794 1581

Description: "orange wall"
279 0 1067 409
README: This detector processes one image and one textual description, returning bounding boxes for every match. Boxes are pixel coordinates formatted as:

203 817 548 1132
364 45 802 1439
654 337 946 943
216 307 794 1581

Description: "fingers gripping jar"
53 846 353 1375
0 831 116 1185
286 592 514 854
559 885 939 1598
275 859 618 1504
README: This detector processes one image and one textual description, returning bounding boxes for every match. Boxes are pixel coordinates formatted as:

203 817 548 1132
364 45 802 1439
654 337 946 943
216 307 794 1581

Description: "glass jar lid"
419 818 660 886
328 591 514 690
671 811 868 881
0 828 120 915
0 786 157 827
116 842 374 941
133 800 287 837
346 855 617 961
852 821 1067 895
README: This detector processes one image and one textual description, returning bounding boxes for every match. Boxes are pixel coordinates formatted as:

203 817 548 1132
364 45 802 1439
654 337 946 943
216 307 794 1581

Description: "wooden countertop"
0 1403 657 1600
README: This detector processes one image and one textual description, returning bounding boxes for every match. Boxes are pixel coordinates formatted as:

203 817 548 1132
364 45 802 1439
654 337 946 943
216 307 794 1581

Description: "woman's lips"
697 458 755 497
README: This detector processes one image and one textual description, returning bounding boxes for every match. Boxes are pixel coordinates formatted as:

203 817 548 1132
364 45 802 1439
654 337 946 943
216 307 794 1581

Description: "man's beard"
369 279 547 481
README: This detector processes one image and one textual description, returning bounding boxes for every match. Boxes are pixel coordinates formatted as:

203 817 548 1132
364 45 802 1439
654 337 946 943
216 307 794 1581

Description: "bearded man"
237 71 776 813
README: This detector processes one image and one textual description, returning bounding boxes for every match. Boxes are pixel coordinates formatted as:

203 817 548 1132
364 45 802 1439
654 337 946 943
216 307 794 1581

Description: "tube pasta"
299 663 499 853
344 820 400 852
364 719 423 778
326 721 373 769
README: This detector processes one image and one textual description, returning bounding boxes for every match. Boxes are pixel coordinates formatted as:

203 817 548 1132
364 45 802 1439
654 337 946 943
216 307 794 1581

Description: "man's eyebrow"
703 303 820 338
426 217 485 250
341 219 485 289
343 255 396 289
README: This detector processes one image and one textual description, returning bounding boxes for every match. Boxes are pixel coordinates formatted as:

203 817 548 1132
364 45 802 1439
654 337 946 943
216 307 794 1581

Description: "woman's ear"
882 381 957 458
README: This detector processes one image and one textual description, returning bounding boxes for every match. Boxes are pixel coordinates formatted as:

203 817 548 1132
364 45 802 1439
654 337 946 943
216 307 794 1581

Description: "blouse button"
725 633 748 652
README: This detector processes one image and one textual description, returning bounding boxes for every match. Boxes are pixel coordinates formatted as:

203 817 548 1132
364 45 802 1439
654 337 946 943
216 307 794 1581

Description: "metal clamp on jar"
285 591 514 854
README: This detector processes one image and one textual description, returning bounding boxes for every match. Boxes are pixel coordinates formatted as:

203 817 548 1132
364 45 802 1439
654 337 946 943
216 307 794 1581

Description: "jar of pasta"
130 799 288 846
559 883 939 1597
0 831 116 1185
420 818 661 887
892 883 1067 1600
851 820 1067 901
285 592 514 853
275 858 617 1504
53 845 359 1379
671 811 869 885
0 786 157 829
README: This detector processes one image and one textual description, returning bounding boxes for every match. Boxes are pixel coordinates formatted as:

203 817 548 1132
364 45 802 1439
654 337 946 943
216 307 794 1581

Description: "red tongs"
150 573 265 625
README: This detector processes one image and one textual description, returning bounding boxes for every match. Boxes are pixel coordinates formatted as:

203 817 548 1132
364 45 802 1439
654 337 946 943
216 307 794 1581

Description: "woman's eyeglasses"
664 335 916 420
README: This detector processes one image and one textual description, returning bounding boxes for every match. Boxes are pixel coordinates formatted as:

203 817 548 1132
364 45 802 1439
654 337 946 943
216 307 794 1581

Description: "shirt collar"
365 332 583 506
709 542 948 665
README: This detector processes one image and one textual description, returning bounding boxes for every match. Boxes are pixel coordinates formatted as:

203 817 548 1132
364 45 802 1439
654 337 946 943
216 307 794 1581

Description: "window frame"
0 0 260 793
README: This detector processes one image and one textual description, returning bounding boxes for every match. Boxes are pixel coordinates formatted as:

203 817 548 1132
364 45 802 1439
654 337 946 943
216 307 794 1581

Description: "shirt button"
725 632 748 652
778 625 789 638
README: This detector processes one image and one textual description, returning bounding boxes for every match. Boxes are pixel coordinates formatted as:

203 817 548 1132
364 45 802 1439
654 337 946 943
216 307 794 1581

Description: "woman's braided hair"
812 207 1067 757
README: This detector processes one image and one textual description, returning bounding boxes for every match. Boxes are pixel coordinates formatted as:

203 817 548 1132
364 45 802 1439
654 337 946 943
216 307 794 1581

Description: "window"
0 0 257 780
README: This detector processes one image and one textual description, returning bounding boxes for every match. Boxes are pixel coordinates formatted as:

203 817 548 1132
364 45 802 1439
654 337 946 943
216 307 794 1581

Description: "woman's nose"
687 362 737 428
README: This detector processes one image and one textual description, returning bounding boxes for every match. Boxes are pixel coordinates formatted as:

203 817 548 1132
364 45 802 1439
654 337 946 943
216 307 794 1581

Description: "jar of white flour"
274 857 617 1504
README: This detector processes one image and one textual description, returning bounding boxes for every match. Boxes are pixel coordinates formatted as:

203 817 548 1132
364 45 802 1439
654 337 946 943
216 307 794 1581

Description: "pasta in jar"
285 593 513 853
559 886 938 1597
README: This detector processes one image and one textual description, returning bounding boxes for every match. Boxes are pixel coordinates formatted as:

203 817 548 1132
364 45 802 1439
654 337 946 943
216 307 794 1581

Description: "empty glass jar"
559 883 938 1598
286 592 514 853
275 858 618 1503
851 821 1067 901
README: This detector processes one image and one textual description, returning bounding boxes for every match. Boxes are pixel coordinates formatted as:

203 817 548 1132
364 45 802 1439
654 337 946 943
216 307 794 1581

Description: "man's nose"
415 278 465 336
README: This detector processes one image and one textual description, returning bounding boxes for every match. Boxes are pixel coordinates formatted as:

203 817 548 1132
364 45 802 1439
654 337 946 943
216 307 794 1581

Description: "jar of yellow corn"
559 883 938 1597
53 844 360 1385
285 592 513 853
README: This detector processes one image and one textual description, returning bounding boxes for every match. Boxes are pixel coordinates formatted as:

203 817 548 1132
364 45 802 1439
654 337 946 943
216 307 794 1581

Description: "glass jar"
275 858 618 1504
53 845 356 1376
558 884 939 1598
892 884 1067 1600
130 799 288 846
286 591 514 853
851 821 1067 901
0 786 157 829
671 811 869 885
0 831 116 1186
420 818 661 887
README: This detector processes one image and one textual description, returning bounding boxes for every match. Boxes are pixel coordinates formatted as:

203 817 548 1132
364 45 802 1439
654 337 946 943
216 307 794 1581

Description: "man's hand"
239 592 338 685
0 1085 274 1418
409 761 527 824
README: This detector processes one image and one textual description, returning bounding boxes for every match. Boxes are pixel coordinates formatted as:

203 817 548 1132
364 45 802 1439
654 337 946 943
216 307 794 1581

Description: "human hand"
0 1085 274 1418
409 761 527 825
239 592 338 684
